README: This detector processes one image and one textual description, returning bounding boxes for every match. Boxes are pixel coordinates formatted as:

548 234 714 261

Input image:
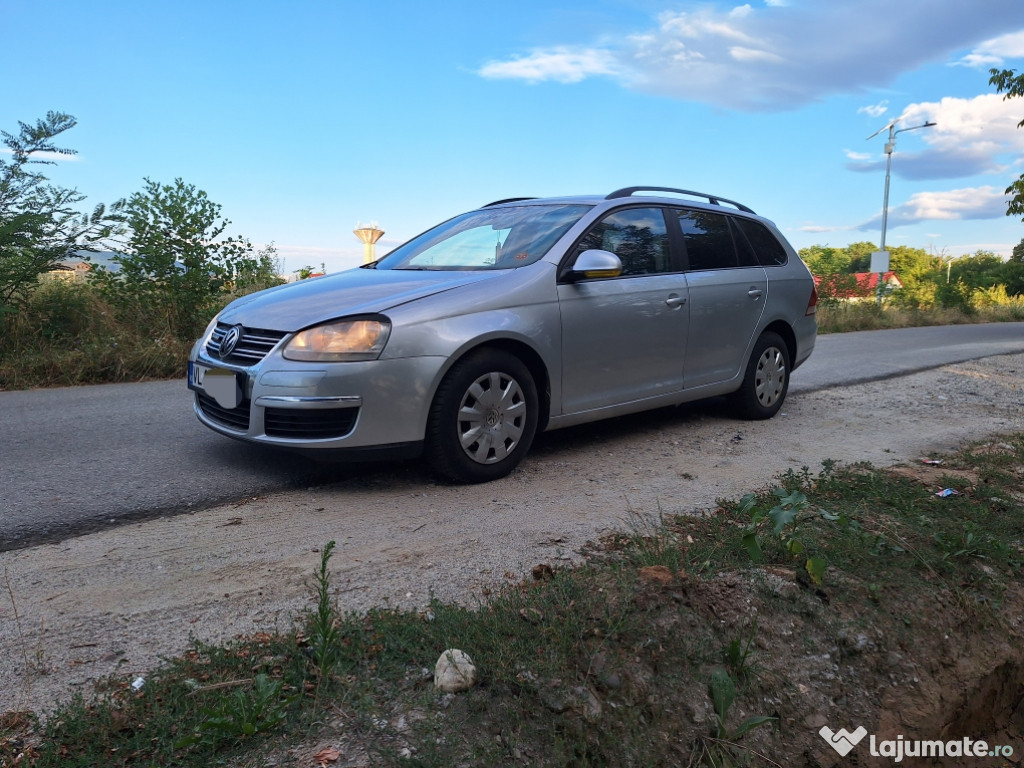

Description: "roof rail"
606 187 755 214
483 197 537 207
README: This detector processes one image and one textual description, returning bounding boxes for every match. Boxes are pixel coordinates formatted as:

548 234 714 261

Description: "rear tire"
732 331 790 420
425 349 539 483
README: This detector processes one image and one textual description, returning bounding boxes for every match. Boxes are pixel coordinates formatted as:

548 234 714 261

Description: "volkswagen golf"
188 187 818 483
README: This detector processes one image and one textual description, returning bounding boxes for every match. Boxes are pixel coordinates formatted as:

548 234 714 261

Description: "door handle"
748 287 764 299
666 294 687 308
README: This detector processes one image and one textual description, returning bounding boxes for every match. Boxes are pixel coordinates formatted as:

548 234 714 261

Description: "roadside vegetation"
3 434 1022 766
0 112 282 390
801 240 1024 334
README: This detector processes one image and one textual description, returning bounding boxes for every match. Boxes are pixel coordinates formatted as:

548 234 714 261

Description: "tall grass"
815 298 1024 334
0 280 196 390
2 278 1023 390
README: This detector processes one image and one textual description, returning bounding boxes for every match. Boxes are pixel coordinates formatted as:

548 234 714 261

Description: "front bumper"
190 348 448 452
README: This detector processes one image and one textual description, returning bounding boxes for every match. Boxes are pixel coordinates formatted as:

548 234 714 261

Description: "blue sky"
4 0 1024 274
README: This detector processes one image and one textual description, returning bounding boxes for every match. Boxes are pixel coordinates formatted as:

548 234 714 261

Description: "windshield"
376 204 591 271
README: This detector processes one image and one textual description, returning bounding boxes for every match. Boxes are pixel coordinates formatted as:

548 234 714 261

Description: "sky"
4 0 1024 274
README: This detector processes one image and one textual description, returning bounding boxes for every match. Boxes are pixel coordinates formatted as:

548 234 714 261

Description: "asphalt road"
2 322 1023 551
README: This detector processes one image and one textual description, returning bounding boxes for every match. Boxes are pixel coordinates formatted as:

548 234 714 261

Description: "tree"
1001 237 1024 295
797 245 852 276
0 111 119 317
844 241 876 273
234 241 285 294
92 178 258 338
948 250 1006 290
989 68 1024 220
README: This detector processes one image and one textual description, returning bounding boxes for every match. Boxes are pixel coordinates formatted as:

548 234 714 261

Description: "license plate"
189 362 243 410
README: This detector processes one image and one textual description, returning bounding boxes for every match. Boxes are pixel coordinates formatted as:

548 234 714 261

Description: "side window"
572 207 671 277
677 210 738 271
728 218 761 268
733 217 789 267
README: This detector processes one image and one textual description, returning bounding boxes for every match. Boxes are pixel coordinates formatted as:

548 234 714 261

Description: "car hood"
218 267 506 331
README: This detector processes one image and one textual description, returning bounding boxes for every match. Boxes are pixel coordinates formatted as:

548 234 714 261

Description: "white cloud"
729 46 783 63
857 186 1009 230
478 47 619 84
477 2 1024 112
0 148 80 162
858 101 889 118
903 95 1024 153
799 224 840 233
954 30 1024 67
848 94 1024 180
845 149 873 161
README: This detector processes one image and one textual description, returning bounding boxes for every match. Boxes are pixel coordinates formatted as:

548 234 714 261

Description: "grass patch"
815 300 1024 333
3 436 1024 766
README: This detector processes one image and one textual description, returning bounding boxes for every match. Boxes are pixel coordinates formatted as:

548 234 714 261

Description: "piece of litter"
935 488 959 498
921 458 943 465
131 677 145 690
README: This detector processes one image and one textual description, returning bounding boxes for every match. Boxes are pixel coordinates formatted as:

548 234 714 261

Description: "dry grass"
815 300 1024 334
2 280 1023 389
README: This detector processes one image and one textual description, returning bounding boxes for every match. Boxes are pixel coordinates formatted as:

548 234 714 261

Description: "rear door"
556 206 689 414
677 209 768 388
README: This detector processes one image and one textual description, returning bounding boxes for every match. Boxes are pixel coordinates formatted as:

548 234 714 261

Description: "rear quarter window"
733 217 789 267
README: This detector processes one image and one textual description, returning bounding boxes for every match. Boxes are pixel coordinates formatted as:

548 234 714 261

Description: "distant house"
42 252 115 282
813 271 903 301
48 251 121 280
48 251 189 279
46 259 91 281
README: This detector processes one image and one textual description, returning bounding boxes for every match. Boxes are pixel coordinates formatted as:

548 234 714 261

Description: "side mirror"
567 249 623 280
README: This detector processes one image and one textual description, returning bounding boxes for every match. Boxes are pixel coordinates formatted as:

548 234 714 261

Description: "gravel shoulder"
2 353 1022 717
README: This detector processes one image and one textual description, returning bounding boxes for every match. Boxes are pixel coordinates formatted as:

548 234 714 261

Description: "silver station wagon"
189 187 818 483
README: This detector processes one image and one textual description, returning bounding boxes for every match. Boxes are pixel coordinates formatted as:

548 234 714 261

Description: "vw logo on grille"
219 325 244 359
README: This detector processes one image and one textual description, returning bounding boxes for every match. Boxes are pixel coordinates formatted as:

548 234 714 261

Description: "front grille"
206 323 287 365
264 407 359 440
197 391 251 431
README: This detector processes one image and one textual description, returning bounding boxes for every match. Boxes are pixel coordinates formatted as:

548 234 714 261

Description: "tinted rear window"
677 210 737 271
733 217 788 267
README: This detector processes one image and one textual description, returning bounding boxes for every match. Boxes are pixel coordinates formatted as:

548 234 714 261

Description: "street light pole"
867 118 936 304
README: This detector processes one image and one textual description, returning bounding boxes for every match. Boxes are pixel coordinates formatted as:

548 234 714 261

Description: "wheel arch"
432 338 552 433
761 319 796 364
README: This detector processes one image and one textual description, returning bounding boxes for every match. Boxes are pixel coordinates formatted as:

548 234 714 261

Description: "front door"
557 207 689 414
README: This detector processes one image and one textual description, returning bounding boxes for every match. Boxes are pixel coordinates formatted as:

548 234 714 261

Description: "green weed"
738 487 830 585
308 540 340 678
175 674 294 752
698 667 777 768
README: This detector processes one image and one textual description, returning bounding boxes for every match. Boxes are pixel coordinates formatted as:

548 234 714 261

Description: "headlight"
282 318 391 362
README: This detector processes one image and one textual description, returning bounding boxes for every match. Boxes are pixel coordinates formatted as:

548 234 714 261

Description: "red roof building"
813 271 903 300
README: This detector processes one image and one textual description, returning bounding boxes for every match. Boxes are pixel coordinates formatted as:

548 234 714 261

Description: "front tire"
426 349 539 483
732 331 790 420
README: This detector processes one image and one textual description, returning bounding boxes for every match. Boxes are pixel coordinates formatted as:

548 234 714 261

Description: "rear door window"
676 210 738 271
